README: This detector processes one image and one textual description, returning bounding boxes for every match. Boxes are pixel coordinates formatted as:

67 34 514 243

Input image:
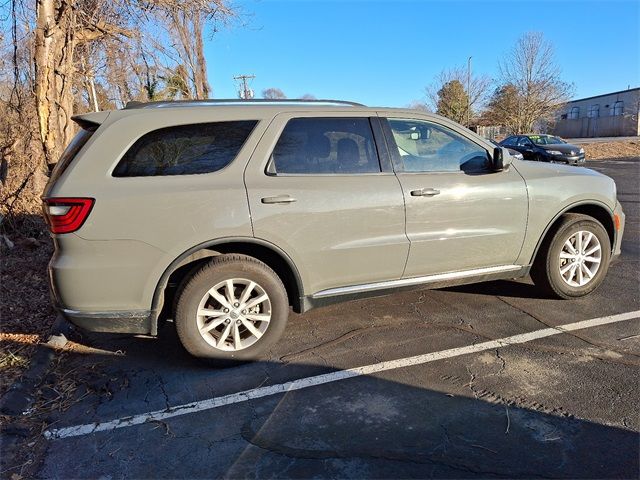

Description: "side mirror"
492 147 504 171
492 147 512 171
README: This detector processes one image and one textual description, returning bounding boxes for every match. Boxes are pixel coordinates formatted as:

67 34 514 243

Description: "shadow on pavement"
30 326 640 480
442 279 547 299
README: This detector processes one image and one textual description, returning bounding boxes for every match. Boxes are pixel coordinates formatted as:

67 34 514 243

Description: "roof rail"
123 99 365 109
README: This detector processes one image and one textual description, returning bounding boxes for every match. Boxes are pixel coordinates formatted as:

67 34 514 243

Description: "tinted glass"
387 119 489 173
47 128 94 187
113 121 258 177
269 118 380 174
529 135 566 145
501 136 517 146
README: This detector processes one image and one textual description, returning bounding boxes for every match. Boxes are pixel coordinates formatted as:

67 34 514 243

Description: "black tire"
175 254 289 364
531 214 611 299
534 153 543 162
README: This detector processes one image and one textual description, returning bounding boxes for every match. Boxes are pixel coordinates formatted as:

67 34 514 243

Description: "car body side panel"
47 109 273 312
49 234 165 312
244 111 410 294
396 167 529 276
512 159 617 265
378 113 529 276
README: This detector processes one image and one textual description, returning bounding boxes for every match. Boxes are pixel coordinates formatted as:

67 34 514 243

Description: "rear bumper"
48 233 166 335
60 308 152 334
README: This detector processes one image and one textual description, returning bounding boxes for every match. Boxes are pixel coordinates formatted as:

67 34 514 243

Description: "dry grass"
0 220 56 398
581 141 639 160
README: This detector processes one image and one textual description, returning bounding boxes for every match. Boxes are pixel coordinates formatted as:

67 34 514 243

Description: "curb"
0 315 73 416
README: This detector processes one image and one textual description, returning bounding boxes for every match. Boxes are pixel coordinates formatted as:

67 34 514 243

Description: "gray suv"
43 99 625 362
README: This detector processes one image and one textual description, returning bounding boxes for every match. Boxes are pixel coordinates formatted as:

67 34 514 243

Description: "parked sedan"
487 139 523 160
500 134 585 165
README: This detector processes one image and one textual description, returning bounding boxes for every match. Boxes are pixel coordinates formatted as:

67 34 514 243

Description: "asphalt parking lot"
27 158 640 478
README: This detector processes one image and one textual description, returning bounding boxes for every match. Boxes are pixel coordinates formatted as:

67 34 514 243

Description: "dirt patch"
582 141 639 160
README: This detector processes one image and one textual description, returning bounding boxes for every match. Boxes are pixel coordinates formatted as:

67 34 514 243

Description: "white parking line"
44 310 640 440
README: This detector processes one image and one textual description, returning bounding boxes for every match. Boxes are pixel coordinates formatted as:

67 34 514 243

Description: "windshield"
529 135 566 145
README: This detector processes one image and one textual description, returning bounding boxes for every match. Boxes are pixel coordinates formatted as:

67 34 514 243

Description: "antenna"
234 74 256 99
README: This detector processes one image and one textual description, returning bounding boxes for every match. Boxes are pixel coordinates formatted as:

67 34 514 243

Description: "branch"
76 21 135 44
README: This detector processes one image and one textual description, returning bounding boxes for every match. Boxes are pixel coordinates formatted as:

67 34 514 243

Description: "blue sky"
205 0 640 106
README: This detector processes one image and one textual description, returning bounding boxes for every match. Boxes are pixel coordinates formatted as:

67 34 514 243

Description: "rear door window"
267 117 381 175
113 121 258 177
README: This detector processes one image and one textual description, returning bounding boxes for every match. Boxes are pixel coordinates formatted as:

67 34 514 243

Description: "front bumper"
612 200 625 260
546 152 586 165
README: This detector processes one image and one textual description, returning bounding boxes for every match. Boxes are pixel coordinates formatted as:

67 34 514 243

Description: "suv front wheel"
175 254 289 362
532 214 611 299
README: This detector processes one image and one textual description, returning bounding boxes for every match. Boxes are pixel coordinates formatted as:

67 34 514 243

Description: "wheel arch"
530 201 615 265
149 237 305 334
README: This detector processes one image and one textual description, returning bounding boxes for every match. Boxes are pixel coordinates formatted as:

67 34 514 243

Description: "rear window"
113 121 258 177
267 117 381 175
47 128 95 187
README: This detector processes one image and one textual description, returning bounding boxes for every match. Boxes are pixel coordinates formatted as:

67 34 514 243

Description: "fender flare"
149 237 304 335
528 200 615 266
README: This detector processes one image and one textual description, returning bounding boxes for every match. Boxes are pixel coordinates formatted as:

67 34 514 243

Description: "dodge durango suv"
43 99 625 362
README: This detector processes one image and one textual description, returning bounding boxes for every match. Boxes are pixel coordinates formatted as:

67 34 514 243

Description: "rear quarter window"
46 128 95 188
113 121 258 177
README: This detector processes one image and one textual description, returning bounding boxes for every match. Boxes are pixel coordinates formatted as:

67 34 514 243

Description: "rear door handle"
410 188 440 197
261 195 297 204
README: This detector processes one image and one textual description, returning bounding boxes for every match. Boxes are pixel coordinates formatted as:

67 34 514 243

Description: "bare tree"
33 0 132 167
0 0 244 234
300 93 316 100
31 0 240 168
1 5 49 228
406 100 430 112
154 0 237 100
262 88 287 99
425 65 491 126
495 32 573 133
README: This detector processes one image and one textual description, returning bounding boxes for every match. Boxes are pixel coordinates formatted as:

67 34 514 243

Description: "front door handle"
261 195 297 204
410 188 440 197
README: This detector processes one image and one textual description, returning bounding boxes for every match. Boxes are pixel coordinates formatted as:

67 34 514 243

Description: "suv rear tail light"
43 198 94 234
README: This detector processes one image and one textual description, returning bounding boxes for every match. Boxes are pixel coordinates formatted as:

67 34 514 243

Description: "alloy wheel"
558 230 602 287
196 278 272 351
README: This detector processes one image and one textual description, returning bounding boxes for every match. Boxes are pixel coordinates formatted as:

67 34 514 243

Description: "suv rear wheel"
175 254 289 362
532 214 611 299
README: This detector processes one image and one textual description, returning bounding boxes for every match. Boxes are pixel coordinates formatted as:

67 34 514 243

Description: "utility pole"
234 74 255 99
466 56 472 128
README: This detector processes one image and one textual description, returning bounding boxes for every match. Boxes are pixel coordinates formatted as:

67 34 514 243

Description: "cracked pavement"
23 158 640 478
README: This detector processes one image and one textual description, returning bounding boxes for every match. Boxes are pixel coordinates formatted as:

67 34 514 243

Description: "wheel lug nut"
223 308 229 313
234 303 239 307
242 310 247 314
236 320 241 325
225 319 230 324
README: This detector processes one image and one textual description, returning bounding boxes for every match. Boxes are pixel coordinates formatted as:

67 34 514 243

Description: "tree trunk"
193 13 211 98
34 0 76 167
